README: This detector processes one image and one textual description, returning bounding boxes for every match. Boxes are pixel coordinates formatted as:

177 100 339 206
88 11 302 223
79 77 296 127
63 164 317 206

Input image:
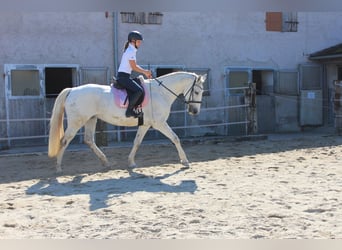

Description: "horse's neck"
152 73 194 105
160 73 191 95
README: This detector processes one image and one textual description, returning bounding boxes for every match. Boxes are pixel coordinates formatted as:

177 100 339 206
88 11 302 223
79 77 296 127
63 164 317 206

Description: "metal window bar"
283 12 298 32
120 12 163 24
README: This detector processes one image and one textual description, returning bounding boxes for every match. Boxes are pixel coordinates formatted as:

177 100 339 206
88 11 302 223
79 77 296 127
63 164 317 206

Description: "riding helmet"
128 31 143 42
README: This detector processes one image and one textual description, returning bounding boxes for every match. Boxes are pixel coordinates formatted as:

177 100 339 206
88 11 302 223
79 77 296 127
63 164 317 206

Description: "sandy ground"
0 133 342 239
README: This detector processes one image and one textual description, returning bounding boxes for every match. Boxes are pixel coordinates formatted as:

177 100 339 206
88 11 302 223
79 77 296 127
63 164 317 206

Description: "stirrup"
126 108 143 118
133 106 143 118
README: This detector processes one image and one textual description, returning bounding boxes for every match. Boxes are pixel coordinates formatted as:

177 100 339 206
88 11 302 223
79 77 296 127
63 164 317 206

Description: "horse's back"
70 83 111 98
75 83 110 92
65 84 112 114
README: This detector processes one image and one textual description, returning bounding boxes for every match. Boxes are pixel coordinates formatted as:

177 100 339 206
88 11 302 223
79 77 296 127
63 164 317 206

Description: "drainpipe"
112 12 123 142
113 12 118 78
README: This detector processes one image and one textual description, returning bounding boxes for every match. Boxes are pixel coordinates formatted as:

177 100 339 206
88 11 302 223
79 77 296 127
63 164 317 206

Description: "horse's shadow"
26 168 197 211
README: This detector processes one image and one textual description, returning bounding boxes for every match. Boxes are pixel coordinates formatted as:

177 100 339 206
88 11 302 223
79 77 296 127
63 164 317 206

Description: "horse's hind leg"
128 125 150 168
56 125 80 173
153 122 189 167
84 117 109 167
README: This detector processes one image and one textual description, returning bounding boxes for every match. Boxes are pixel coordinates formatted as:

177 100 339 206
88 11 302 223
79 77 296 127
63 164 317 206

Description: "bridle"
155 76 203 104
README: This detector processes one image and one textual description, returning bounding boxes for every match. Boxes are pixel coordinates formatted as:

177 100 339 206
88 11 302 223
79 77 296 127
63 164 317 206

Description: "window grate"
283 12 298 32
120 12 163 25
265 12 298 32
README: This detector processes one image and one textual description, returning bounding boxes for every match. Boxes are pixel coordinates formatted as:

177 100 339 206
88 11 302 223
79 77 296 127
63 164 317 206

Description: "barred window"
120 12 163 25
265 12 298 32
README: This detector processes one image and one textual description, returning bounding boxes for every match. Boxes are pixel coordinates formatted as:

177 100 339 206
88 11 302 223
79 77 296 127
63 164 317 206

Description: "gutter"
309 54 342 60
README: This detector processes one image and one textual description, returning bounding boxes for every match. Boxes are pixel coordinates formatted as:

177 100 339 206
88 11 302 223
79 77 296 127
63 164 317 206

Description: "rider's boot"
126 92 143 118
126 108 143 118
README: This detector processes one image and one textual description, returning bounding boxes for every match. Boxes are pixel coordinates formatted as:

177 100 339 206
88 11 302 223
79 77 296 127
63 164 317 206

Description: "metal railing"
0 86 255 150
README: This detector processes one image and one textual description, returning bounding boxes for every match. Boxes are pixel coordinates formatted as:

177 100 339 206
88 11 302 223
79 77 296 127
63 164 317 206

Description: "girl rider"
117 31 152 118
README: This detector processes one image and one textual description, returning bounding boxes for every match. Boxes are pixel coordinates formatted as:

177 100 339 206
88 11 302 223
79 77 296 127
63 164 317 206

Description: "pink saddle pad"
112 84 148 108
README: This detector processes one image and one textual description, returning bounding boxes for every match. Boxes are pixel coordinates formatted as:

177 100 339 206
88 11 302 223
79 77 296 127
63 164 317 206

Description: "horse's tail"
48 88 71 158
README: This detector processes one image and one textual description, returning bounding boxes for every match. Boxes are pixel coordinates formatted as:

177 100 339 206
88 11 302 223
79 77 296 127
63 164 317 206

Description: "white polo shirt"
118 44 137 74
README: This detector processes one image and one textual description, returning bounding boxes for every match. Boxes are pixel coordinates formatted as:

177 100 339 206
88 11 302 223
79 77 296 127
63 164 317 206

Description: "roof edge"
309 53 342 60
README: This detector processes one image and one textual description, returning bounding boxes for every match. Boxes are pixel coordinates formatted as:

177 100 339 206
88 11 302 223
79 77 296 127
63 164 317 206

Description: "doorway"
252 69 275 133
45 67 76 98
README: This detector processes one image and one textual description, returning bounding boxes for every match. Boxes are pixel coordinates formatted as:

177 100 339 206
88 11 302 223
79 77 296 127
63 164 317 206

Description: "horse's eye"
195 91 199 95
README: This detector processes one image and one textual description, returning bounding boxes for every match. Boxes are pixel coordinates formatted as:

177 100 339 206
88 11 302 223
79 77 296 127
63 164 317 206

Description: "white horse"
48 71 207 173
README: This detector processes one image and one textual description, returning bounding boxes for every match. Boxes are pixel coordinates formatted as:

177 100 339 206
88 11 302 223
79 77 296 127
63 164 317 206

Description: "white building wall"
0 12 113 66
0 12 114 145
0 16 113 73
118 12 342 67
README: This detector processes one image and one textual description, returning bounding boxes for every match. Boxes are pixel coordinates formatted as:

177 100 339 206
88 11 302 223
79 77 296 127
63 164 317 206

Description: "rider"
117 31 152 118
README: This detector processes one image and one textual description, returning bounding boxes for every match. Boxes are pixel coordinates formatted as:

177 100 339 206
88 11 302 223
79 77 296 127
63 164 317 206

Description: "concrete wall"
0 12 114 144
0 12 113 66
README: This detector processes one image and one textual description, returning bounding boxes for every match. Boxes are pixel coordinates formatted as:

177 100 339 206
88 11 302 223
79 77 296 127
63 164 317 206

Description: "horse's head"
184 74 207 115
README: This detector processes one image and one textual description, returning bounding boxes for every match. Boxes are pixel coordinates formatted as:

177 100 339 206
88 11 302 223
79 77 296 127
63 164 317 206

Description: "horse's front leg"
153 122 189 168
128 125 150 168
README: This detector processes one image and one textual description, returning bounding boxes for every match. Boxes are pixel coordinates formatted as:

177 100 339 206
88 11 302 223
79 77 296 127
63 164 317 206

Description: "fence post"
333 80 342 135
244 82 258 135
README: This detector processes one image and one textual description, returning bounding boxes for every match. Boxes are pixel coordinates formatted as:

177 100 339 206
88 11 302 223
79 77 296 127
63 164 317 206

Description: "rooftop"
309 43 342 60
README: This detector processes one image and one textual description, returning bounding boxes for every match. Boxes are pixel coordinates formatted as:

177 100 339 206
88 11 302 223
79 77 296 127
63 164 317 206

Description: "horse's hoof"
128 160 137 168
128 164 137 169
56 166 62 174
102 162 110 169
181 160 190 167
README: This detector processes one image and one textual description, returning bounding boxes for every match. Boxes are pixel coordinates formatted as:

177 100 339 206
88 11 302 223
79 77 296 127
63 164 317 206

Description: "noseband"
155 76 203 104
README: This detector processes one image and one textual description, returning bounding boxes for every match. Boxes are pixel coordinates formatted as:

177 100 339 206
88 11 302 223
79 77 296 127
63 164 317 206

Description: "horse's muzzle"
188 105 199 115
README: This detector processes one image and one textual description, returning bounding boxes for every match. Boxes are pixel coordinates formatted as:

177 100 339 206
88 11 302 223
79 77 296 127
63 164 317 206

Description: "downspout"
112 12 122 142
113 12 118 78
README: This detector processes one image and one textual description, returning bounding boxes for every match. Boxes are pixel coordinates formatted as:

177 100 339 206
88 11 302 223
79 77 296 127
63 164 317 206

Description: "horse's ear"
200 74 207 82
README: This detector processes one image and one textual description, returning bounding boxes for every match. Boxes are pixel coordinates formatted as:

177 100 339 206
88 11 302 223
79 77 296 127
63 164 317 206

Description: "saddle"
111 76 148 126
111 75 148 109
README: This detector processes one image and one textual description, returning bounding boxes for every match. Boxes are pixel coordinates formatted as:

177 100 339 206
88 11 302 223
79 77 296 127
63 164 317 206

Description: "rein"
154 76 202 104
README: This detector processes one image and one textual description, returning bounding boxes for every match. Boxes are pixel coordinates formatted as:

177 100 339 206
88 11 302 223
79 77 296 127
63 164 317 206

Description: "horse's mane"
156 71 196 82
